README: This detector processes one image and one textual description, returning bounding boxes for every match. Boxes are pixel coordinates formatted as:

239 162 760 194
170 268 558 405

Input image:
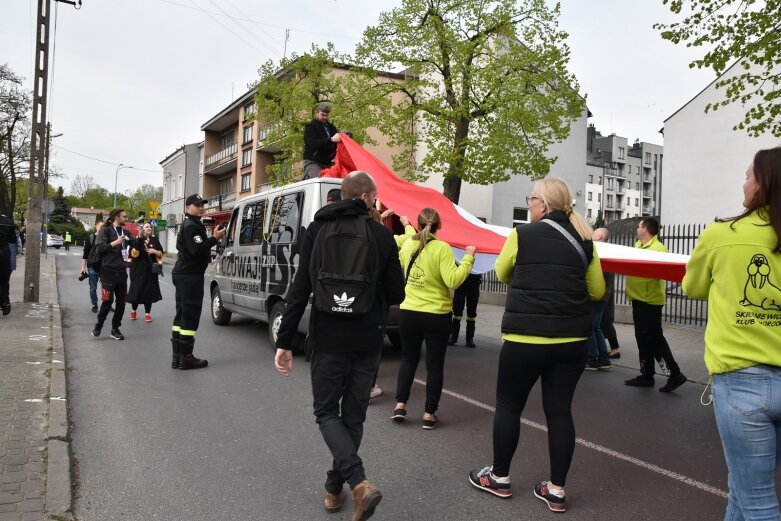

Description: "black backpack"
309 214 378 316
87 231 103 272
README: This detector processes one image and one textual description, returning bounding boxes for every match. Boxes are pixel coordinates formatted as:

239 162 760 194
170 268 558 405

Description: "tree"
48 186 75 225
355 0 584 203
656 0 781 137
123 184 162 221
70 174 97 200
252 44 389 185
0 63 32 217
594 208 605 228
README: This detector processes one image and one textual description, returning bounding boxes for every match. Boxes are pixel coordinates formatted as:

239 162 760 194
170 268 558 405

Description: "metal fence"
480 223 709 327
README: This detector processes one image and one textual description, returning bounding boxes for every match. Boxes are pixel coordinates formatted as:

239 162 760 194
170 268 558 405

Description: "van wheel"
269 302 286 347
386 330 402 350
211 286 231 325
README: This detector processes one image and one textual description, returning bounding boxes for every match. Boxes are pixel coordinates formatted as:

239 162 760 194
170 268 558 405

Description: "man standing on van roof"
275 171 405 521
170 194 226 370
302 102 341 180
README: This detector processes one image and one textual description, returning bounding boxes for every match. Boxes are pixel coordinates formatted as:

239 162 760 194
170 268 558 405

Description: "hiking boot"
324 488 347 513
91 323 102 337
659 373 687 393
144 313 153 323
468 466 512 498
448 319 460 346
129 310 137 321
110 329 125 341
91 305 98 313
465 321 476 347
625 375 655 387
351 480 382 521
534 481 566 512
171 337 181 369
178 338 208 370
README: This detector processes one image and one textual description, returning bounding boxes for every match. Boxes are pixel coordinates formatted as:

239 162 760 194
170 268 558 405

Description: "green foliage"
0 64 32 216
594 208 605 228
355 0 585 202
656 0 781 137
252 43 388 185
48 186 76 225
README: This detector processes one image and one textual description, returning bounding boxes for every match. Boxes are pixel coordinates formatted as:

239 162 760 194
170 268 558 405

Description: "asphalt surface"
55 250 758 521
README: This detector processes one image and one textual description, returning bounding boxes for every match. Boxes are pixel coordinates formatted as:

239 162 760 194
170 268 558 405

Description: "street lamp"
113 164 134 208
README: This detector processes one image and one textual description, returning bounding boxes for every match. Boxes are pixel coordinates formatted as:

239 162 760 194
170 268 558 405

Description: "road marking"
416 378 728 498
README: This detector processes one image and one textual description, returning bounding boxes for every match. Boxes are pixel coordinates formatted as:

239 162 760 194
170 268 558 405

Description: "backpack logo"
332 292 355 313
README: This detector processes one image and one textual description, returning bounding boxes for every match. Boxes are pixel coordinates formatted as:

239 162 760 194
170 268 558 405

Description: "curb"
45 255 74 520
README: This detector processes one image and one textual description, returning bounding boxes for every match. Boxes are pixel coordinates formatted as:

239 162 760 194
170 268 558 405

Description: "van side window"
226 207 240 246
270 192 302 244
250 199 268 244
239 203 256 246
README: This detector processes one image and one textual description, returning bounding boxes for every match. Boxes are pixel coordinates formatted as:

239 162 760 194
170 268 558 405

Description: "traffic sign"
149 219 158 229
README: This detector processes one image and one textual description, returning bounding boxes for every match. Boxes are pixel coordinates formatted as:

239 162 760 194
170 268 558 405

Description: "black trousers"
311 349 380 493
492 340 586 486
453 274 481 320
631 301 681 377
172 273 205 337
0 252 11 306
97 270 127 330
600 287 619 349
395 310 452 414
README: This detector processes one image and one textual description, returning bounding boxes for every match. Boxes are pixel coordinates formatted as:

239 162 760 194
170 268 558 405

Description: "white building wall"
662 61 780 225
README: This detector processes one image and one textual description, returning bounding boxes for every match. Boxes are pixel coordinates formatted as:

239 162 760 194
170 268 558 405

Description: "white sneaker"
370 385 383 399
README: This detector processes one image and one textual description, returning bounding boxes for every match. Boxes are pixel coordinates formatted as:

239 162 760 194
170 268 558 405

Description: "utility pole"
23 0 81 302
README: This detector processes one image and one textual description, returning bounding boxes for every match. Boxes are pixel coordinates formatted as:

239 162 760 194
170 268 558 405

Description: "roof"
663 60 741 124
71 207 108 214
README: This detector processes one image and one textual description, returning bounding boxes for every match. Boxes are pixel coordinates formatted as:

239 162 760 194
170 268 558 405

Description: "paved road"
56 251 750 520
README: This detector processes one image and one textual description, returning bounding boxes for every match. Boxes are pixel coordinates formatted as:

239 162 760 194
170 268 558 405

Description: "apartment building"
583 125 662 224
159 143 201 253
70 207 107 230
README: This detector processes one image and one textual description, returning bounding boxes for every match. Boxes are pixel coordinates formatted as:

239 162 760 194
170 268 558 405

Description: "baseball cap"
185 194 207 206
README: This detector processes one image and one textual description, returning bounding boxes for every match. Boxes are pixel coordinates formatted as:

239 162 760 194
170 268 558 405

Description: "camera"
78 271 89 282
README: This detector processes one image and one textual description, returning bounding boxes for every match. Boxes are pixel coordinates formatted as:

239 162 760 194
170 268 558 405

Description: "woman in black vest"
468 177 605 513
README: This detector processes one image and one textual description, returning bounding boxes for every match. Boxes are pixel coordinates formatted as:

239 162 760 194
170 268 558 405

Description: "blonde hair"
535 177 593 240
413 208 441 254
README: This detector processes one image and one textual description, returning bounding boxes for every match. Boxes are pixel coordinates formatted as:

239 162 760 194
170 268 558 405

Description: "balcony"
203 191 238 213
257 125 284 153
204 141 238 176
643 190 655 198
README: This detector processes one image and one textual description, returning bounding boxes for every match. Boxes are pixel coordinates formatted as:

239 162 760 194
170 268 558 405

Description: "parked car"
209 177 402 351
46 234 64 248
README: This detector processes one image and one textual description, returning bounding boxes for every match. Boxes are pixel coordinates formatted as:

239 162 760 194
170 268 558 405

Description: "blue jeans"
586 301 610 364
88 267 100 306
713 365 781 521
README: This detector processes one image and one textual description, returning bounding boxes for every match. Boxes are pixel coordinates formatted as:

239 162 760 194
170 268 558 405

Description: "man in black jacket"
171 194 225 370
302 102 341 180
0 212 15 316
92 209 132 340
275 171 404 521
81 220 105 313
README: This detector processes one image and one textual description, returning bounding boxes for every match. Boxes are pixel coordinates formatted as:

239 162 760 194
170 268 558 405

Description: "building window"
598 176 602 185
607 178 614 190
635 182 640 190
242 148 252 167
636 166 640 174
177 175 183 199
607 194 613 207
635 198 639 206
645 152 651 164
588 175 593 183
512 207 529 225
618 147 625 159
242 126 253 144
220 130 233 148
241 173 252 192
244 103 256 120
587 192 592 201
219 177 234 196
587 209 592 218
598 193 601 202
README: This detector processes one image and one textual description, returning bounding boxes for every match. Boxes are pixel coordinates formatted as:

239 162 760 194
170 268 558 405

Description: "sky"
1 0 715 199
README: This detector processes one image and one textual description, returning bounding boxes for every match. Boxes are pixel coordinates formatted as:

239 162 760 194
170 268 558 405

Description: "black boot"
178 338 208 370
171 332 181 369
448 319 460 345
465 320 476 348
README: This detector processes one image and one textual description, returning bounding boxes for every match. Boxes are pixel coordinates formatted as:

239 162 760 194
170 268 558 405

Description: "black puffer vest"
501 212 593 338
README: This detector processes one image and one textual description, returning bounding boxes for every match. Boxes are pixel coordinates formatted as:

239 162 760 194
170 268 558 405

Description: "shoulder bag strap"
540 219 588 270
405 238 436 283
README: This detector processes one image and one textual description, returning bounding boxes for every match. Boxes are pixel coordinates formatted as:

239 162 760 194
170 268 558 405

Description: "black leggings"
492 340 587 486
394 310 451 414
131 303 152 313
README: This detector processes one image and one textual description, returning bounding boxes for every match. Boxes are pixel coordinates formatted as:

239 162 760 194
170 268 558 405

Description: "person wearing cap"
303 102 341 180
170 194 226 370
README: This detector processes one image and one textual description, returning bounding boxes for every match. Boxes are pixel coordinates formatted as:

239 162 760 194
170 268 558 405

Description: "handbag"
151 263 164 276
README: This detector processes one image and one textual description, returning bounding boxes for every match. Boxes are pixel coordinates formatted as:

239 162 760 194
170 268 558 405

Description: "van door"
265 191 304 302
232 199 268 314
214 206 240 308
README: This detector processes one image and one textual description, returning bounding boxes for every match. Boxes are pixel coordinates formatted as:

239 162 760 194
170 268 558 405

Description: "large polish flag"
321 134 689 282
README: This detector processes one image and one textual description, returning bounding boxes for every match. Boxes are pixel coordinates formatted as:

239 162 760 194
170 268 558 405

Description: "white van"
209 177 400 350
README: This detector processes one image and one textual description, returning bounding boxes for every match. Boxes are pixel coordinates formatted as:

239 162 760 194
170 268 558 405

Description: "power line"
185 0 275 60
205 0 284 57
51 144 163 173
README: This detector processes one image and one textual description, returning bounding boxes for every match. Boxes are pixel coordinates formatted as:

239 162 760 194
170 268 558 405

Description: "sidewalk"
0 253 71 521
474 300 709 385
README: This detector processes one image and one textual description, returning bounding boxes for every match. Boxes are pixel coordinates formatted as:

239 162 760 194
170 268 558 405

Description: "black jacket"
501 211 593 337
95 225 132 274
303 119 338 164
0 214 14 253
172 213 217 275
277 199 405 353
